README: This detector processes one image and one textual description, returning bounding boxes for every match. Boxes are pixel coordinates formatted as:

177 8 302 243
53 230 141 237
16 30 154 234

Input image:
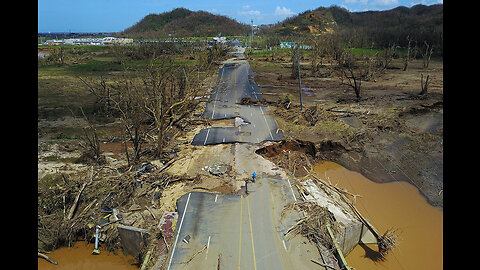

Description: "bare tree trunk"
339 51 363 102
419 73 430 96
403 36 412 71
379 43 396 71
423 41 433 69
122 129 130 167
157 111 165 158
74 107 103 164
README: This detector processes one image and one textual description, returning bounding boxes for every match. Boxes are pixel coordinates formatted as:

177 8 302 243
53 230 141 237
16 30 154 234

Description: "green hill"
122 8 250 38
264 4 443 52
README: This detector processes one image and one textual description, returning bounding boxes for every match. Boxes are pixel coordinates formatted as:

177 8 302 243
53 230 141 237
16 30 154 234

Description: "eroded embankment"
255 137 442 209
313 161 443 270
256 139 443 269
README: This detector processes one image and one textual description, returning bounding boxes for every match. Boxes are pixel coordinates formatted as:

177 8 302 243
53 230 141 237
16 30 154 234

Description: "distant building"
280 41 312 50
44 37 133 46
212 37 226 43
45 39 64 45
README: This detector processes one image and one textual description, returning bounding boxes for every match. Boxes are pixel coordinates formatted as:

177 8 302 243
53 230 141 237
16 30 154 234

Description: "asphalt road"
165 178 313 270
192 52 284 145
165 47 321 270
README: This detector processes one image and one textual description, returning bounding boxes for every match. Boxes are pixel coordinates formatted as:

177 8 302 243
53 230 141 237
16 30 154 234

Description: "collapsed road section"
192 55 284 145
161 47 387 270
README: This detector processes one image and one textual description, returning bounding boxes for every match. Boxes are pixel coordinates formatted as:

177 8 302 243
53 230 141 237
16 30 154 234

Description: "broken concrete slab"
207 164 229 176
234 116 250 127
300 179 377 256
117 224 150 260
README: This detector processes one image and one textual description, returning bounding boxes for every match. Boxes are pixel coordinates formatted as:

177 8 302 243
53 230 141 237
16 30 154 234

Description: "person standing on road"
252 172 256 182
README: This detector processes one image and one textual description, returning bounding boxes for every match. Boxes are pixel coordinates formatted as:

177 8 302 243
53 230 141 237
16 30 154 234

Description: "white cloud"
239 5 261 16
370 0 398 6
274 6 296 16
239 10 261 16
345 0 368 4
409 0 442 5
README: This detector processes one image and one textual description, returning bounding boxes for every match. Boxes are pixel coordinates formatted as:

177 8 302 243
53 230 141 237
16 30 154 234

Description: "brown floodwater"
313 161 443 270
38 241 138 270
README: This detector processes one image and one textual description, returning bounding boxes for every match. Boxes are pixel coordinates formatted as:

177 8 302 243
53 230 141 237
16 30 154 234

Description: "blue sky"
38 0 443 33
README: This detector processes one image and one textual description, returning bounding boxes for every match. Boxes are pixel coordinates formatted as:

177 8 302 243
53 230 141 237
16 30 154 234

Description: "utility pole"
296 47 303 111
251 19 254 48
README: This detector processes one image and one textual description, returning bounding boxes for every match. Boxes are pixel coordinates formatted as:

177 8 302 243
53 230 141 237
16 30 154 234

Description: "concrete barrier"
117 224 150 260
301 179 377 256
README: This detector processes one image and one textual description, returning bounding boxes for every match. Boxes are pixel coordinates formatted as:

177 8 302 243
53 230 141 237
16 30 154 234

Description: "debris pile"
238 97 269 106
377 228 399 257
285 201 337 249
37 161 191 262
299 170 399 260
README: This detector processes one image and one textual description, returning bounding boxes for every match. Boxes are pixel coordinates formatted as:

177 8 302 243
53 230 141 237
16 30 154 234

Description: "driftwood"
38 252 57 265
307 168 397 256
159 158 177 173
309 173 363 204
140 249 153 270
284 201 335 250
145 205 157 220
66 181 88 220
66 167 95 220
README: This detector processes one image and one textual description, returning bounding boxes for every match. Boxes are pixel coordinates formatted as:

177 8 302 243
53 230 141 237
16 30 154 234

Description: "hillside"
263 4 443 52
122 8 250 38
267 7 338 36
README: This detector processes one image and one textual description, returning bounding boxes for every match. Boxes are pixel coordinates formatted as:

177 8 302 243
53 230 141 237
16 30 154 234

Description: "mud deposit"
38 241 138 270
314 161 443 270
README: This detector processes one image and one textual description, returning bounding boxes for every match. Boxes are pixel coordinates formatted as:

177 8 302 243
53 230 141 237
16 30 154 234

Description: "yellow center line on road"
246 196 258 270
234 64 237 102
238 195 243 270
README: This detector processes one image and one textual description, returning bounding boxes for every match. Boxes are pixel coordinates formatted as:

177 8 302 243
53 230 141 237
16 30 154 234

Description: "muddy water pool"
38 241 138 270
313 161 443 270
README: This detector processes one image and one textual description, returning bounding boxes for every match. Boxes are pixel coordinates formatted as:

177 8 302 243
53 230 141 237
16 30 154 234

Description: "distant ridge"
263 4 442 52
122 8 250 38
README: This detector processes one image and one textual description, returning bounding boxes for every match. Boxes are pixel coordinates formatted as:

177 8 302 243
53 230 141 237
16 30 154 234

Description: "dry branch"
66 167 94 220
285 201 335 249
38 252 57 265
67 181 88 220
305 166 398 256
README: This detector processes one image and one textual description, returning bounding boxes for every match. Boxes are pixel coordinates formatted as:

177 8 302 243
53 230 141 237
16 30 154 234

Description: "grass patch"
66 59 123 74
39 173 64 189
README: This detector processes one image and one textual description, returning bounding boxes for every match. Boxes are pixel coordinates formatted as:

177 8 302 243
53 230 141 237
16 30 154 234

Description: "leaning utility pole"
296 47 303 111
